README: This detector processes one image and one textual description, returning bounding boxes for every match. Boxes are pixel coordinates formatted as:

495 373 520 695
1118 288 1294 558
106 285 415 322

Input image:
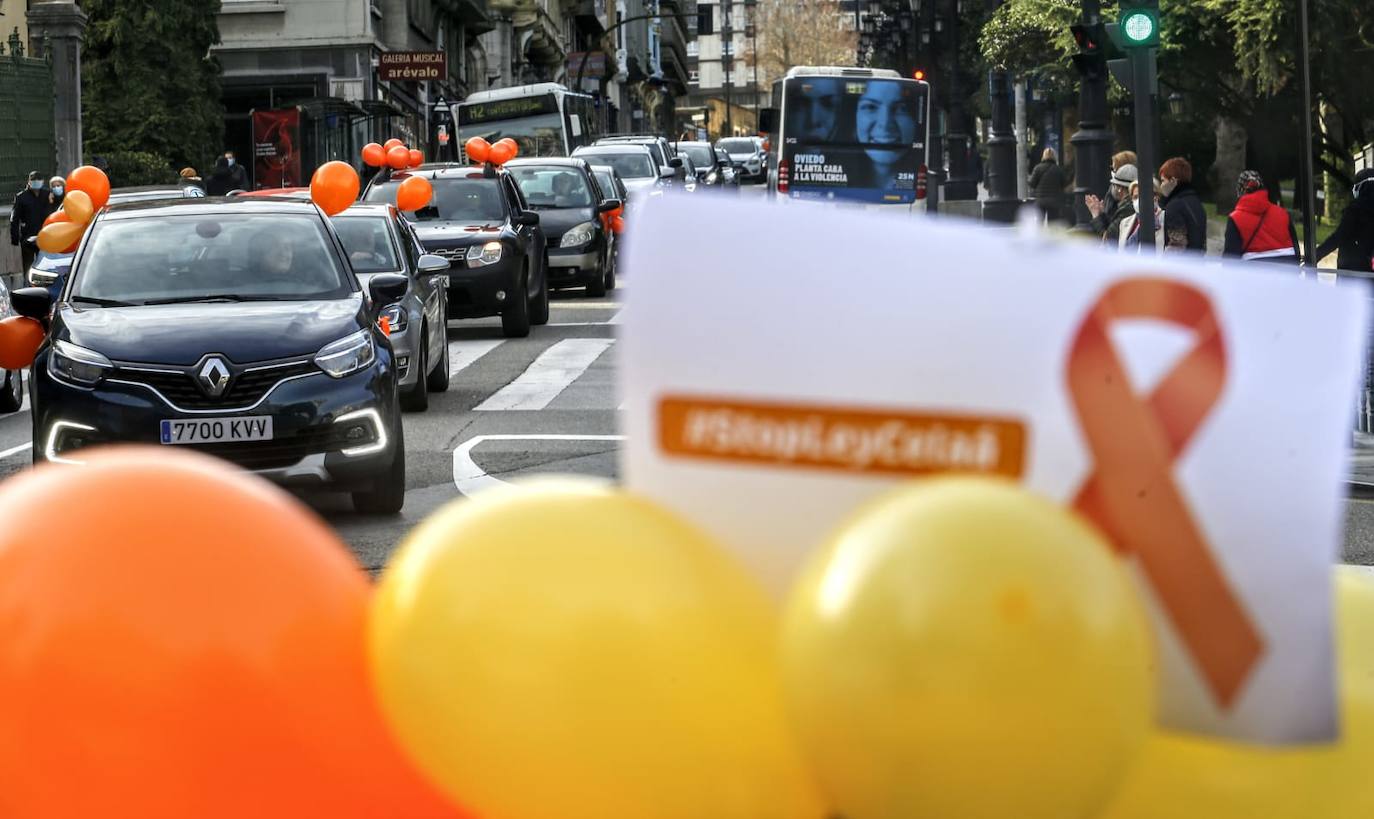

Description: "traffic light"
913 69 927 81
1070 22 1107 81
1118 0 1161 48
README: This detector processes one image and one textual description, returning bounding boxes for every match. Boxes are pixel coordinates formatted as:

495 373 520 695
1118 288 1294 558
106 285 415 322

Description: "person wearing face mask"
47 176 66 212
9 171 50 273
1084 163 1138 244
1157 157 1208 253
1118 179 1165 253
223 150 250 193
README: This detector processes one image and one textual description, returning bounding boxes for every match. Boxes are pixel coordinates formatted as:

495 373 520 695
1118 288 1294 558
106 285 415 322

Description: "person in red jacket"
1223 170 1301 265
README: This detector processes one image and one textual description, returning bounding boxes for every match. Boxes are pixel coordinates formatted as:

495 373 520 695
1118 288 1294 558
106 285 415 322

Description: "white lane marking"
452 433 625 496
552 301 621 309
448 338 503 378
0 442 32 460
475 339 614 411
547 321 613 327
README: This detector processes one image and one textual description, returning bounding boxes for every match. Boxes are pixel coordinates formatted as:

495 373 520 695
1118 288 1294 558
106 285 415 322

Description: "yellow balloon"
1099 565 1374 819
781 477 1155 819
370 478 824 819
36 221 85 254
61 188 94 225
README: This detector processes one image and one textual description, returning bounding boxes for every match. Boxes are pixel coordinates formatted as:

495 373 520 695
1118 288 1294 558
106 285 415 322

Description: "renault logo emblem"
197 356 232 398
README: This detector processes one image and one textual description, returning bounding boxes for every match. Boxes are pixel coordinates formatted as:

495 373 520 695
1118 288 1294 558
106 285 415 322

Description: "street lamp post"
944 0 976 200
1297 0 1318 264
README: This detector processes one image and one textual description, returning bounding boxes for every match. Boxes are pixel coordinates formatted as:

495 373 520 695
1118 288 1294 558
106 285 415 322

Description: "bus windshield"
460 113 565 158
780 75 928 205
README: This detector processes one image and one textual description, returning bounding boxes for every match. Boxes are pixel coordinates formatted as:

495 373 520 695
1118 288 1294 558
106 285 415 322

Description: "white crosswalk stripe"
475 338 614 411
447 338 504 378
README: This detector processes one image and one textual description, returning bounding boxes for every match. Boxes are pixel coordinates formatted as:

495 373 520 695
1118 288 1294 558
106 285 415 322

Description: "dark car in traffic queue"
676 141 739 191
504 157 622 298
363 165 549 338
14 197 413 514
331 203 452 412
588 164 629 282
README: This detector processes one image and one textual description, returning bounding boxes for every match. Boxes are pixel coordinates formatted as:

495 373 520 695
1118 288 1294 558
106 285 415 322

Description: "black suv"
18 198 411 514
505 158 622 297
364 165 548 338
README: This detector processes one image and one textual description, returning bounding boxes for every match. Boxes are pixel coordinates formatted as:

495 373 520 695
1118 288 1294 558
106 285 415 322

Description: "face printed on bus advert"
857 83 917 167
794 84 842 142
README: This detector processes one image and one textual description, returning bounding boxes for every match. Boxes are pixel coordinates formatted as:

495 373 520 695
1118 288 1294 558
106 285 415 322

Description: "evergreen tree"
83 0 224 179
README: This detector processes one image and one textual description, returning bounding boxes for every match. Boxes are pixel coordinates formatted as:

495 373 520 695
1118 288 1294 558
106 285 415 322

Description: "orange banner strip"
1068 278 1264 708
659 396 1026 480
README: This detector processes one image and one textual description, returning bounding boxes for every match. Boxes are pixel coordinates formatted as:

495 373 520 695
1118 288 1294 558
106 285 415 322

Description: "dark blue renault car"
14 198 411 514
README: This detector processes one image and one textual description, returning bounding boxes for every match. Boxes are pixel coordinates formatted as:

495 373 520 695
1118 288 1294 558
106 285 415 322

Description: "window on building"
723 41 734 56
689 70 700 84
687 41 699 57
697 4 714 36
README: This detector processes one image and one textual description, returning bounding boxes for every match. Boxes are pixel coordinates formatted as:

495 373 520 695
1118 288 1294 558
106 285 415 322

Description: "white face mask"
226 157 235 167
1133 199 1141 214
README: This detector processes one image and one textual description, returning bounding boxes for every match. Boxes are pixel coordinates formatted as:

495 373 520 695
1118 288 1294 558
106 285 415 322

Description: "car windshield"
509 166 594 208
679 144 714 167
365 176 507 223
720 138 757 154
583 152 655 179
72 213 351 305
332 215 402 274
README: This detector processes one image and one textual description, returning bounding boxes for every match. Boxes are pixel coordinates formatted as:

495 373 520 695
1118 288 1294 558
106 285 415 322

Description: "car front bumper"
547 246 601 288
31 355 400 491
442 256 522 318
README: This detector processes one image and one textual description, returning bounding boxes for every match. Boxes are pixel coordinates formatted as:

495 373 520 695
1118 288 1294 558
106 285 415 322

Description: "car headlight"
48 340 112 386
380 303 408 335
560 222 597 248
466 241 503 267
314 330 376 378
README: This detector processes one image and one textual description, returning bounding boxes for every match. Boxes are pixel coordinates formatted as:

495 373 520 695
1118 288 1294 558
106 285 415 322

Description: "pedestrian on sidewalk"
179 167 205 193
1084 163 1138 245
46 176 65 214
8 171 50 273
1222 170 1300 265
1158 157 1207 254
1314 168 1374 273
222 150 250 193
1119 179 1165 253
1029 147 1067 225
206 157 234 196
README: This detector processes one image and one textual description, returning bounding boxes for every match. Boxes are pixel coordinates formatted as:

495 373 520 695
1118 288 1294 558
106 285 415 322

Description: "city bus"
456 83 602 158
760 67 931 207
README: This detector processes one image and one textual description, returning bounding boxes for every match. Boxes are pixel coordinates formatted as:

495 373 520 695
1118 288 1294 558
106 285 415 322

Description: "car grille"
188 425 375 471
431 247 468 267
113 359 319 411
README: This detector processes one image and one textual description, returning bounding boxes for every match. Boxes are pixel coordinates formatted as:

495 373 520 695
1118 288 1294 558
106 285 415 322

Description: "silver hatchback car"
331 204 452 412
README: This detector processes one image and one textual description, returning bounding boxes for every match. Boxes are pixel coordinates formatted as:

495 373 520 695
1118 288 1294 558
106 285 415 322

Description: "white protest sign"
621 194 1368 745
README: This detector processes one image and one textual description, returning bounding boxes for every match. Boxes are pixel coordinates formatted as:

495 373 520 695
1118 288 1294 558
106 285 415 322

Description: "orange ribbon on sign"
1068 278 1265 709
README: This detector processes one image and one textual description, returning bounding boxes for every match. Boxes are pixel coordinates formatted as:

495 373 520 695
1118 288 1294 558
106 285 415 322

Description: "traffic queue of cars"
8 132 760 514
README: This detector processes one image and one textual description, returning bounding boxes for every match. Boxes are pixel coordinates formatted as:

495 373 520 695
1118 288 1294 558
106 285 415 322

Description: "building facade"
213 0 491 187
682 0 758 139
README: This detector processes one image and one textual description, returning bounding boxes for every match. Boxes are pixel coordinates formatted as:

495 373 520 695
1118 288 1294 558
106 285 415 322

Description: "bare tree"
748 0 858 89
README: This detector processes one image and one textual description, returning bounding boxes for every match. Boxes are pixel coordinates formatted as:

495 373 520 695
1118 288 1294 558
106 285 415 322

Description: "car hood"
412 222 507 249
622 178 660 195
57 296 367 365
533 207 596 238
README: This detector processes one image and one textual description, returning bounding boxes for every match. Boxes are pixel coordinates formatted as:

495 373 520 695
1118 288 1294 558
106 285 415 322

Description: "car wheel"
399 335 429 413
530 264 550 327
501 269 531 338
352 422 406 515
586 253 608 298
0 369 23 414
426 326 451 393
605 256 617 292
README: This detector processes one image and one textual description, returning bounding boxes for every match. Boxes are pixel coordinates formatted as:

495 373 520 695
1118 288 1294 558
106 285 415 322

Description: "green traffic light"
1119 9 1160 47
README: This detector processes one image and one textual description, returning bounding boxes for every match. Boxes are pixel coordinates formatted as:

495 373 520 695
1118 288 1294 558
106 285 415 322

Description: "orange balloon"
496 138 519 159
361 142 387 167
0 447 468 819
41 211 79 253
61 189 95 226
0 317 45 369
465 137 491 164
396 175 434 212
488 141 515 166
408 148 424 168
309 160 361 217
386 145 411 170
66 165 111 211
36 221 85 255
612 214 626 235
384 138 405 152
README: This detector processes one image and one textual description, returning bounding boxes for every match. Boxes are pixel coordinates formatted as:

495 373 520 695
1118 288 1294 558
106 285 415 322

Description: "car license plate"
160 416 273 445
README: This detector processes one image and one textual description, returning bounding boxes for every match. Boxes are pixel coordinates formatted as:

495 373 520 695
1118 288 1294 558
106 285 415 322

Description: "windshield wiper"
70 296 137 307
141 294 270 305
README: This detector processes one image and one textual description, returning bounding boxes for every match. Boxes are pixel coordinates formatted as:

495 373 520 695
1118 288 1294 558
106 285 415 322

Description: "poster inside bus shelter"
782 75 929 204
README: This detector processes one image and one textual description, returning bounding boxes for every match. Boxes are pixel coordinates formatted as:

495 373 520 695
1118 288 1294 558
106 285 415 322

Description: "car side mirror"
660 168 676 179
668 156 683 168
367 273 409 313
597 198 623 214
11 287 53 320
758 107 779 133
417 253 450 274
515 210 540 227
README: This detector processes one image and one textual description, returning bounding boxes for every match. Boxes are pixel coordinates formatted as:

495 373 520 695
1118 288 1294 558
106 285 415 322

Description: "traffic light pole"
1132 46 1156 247
983 69 1021 222
1069 0 1113 231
